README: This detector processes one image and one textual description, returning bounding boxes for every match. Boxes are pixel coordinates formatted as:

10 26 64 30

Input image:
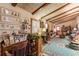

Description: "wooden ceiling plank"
51 14 78 23
50 10 79 22
47 6 79 21
41 3 70 19
51 12 79 23
32 3 49 14
56 17 76 25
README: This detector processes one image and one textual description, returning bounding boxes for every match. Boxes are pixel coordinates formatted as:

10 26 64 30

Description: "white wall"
0 3 33 34
55 19 77 28
0 3 32 18
47 21 53 31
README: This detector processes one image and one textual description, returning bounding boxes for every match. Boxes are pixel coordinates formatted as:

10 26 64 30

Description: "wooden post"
36 38 42 56
1 44 4 56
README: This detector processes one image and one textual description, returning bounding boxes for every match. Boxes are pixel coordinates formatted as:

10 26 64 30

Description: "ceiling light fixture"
11 3 17 7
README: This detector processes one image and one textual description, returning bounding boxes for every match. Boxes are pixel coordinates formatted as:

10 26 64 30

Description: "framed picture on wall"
17 12 19 16
17 12 19 17
12 11 15 16
1 8 5 14
24 19 27 24
9 10 12 15
4 9 9 15
10 25 14 29
25 18 29 24
13 11 16 16
1 24 5 28
40 21 45 28
1 8 10 15
6 24 9 28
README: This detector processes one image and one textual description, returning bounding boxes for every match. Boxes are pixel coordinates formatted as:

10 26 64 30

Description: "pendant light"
11 3 17 7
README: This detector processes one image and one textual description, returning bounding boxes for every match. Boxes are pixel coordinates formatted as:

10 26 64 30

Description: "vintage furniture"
0 34 42 56
26 34 42 56
0 40 28 56
69 42 79 50
69 35 79 50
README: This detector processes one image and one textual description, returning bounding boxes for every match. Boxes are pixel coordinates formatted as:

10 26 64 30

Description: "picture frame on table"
4 38 10 46
14 39 20 44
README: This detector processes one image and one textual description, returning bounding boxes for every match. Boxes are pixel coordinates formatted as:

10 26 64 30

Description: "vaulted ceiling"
16 3 79 24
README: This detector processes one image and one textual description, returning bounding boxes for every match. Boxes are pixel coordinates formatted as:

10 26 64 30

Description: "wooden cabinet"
0 36 43 56
0 40 28 56
26 35 42 56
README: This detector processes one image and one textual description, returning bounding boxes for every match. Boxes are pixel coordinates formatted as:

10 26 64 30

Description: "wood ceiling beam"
51 11 79 23
32 3 49 14
55 17 76 25
41 3 70 19
47 6 79 21
50 10 79 22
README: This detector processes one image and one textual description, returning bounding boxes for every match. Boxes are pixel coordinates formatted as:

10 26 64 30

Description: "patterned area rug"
43 37 79 56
